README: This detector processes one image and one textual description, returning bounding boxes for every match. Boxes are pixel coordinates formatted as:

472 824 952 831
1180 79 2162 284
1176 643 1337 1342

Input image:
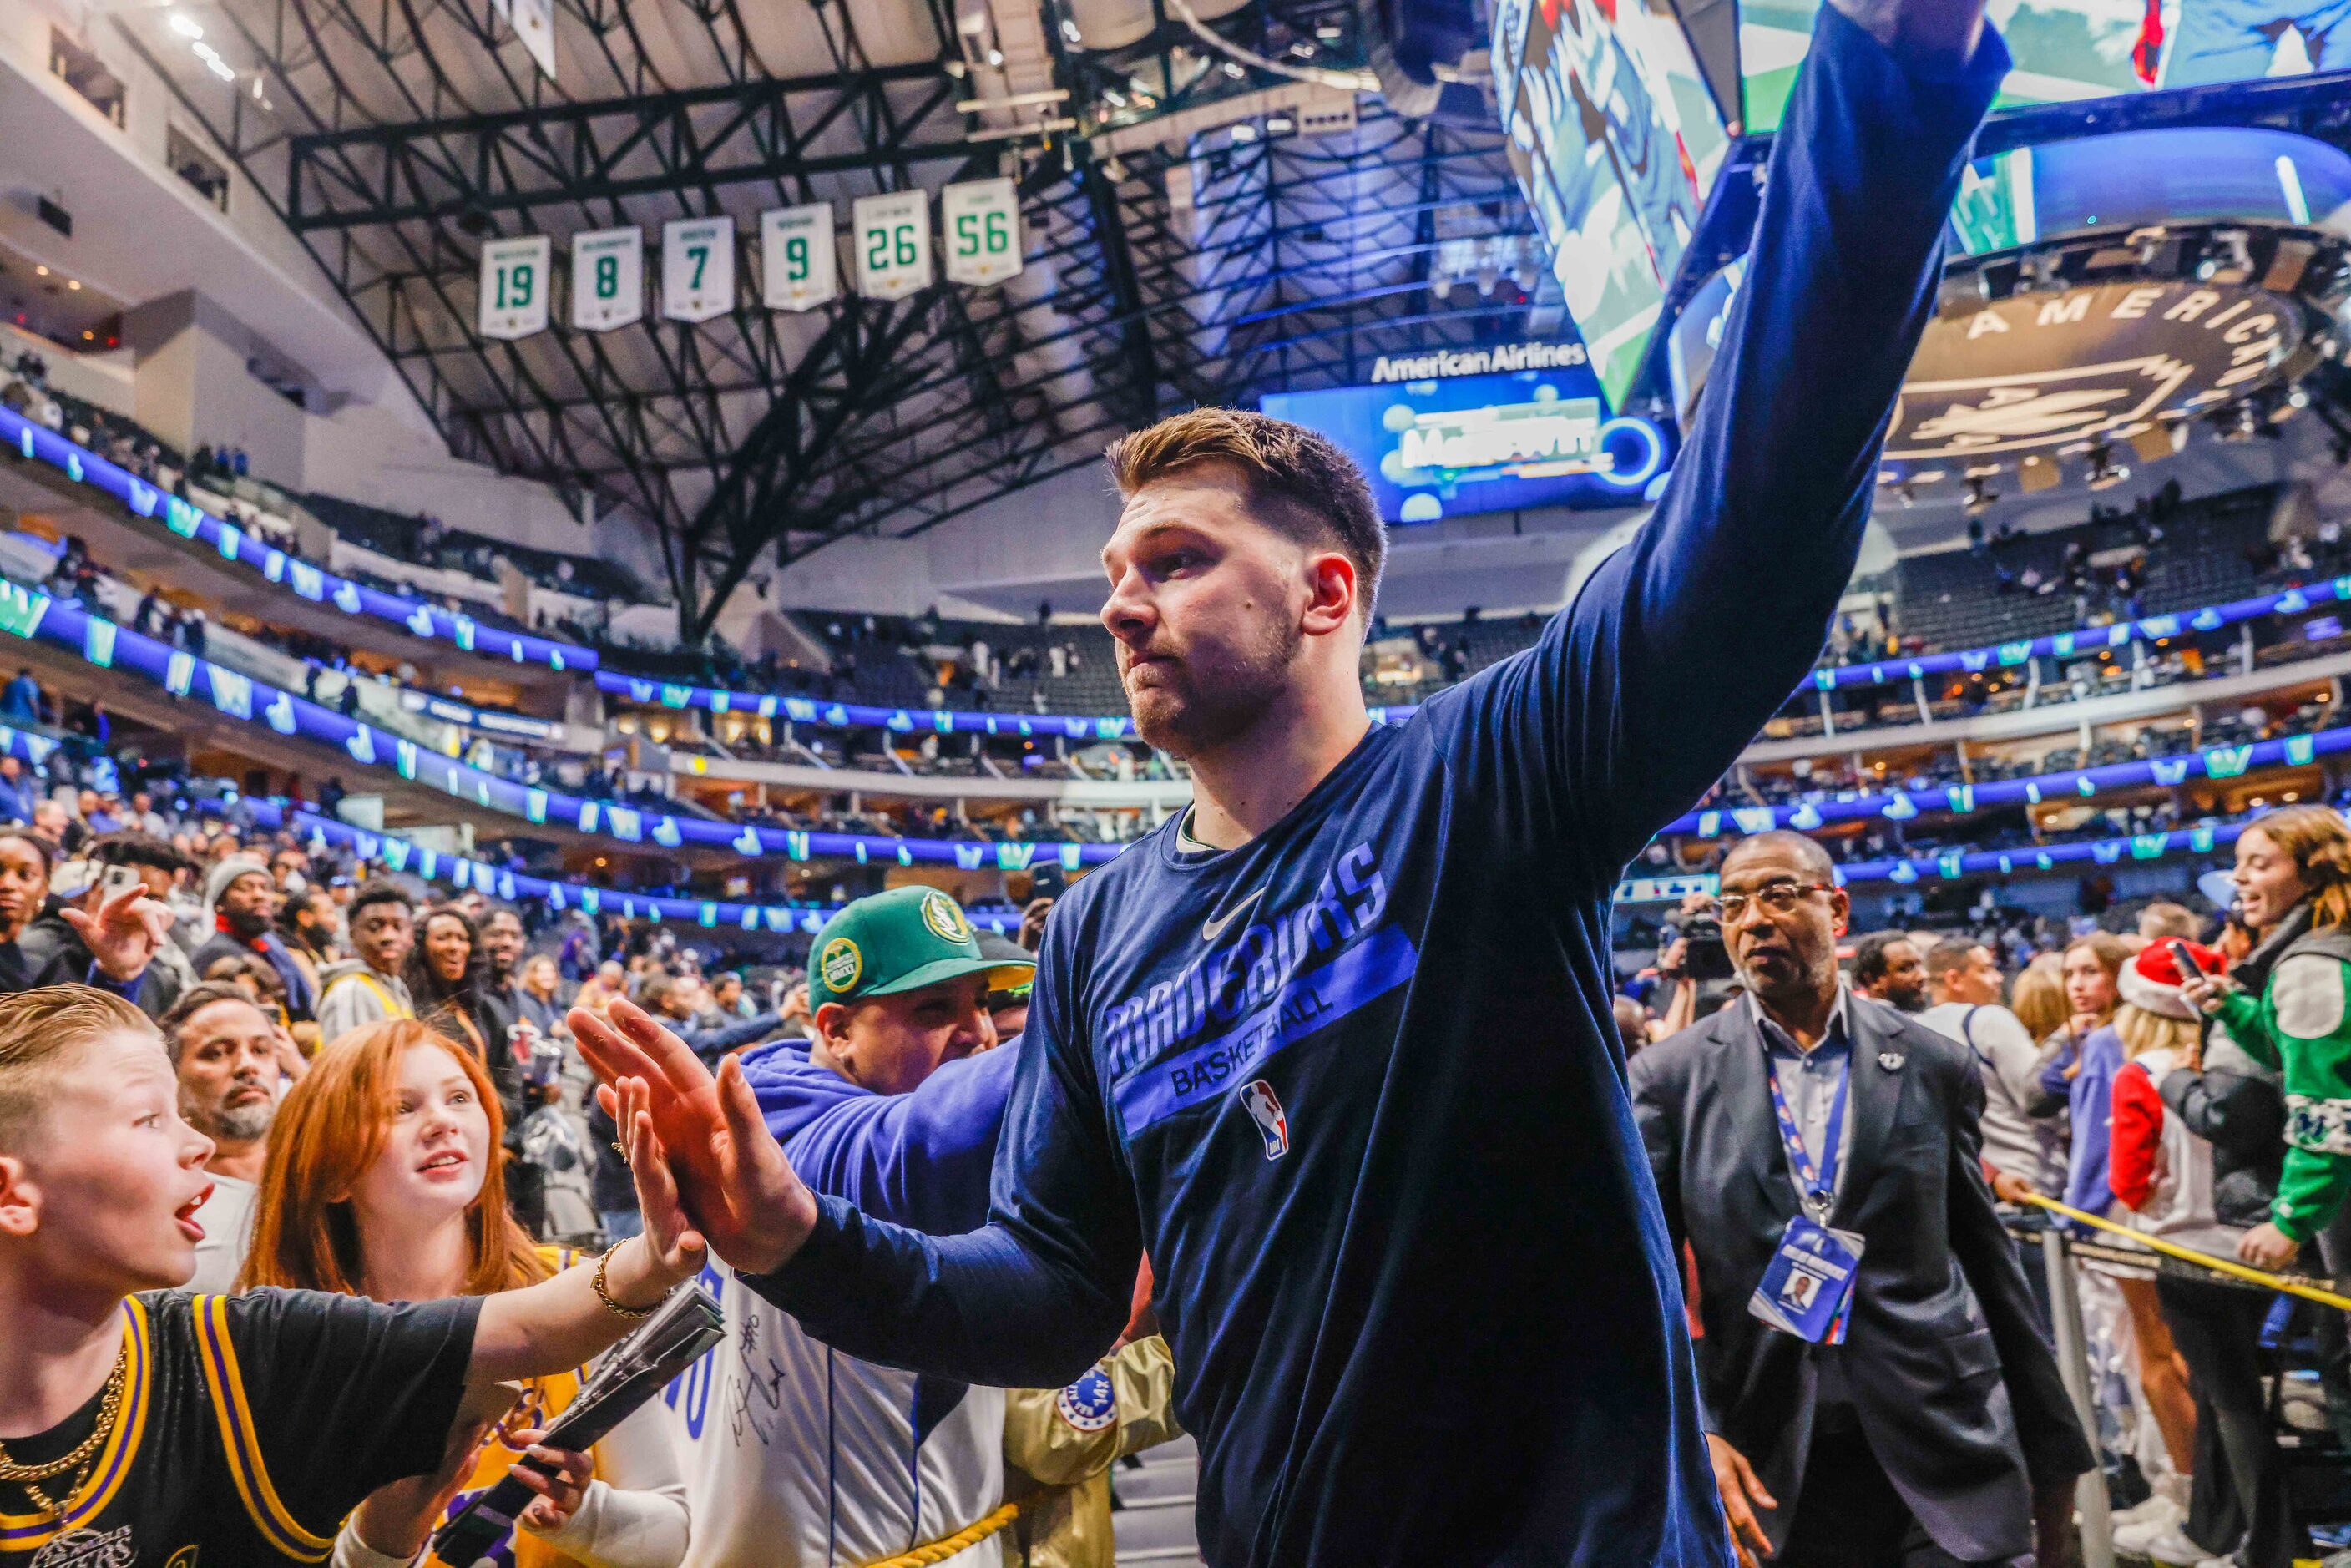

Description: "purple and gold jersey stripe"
0 1298 152 1552
194 1296 334 1563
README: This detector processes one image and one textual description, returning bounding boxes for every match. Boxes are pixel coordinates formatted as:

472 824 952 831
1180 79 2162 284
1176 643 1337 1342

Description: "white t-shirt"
670 1259 1005 1568
1918 1002 2052 1189
186 1172 258 1294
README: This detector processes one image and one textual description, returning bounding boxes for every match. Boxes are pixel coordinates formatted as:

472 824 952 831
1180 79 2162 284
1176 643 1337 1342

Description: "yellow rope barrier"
2014 1191 2351 1312
859 1489 1071 1568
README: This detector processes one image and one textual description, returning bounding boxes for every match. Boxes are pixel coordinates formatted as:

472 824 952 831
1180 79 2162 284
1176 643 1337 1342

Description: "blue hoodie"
737 1038 1020 1233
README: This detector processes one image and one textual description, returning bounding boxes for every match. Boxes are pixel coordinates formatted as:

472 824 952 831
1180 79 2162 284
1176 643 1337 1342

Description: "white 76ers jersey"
668 1260 1007 1568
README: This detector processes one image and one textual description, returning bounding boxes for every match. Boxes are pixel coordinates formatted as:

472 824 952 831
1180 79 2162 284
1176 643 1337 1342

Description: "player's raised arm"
1504 0 2007 876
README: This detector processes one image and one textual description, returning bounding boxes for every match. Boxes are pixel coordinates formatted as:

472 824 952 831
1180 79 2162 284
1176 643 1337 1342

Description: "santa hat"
2121 940 2226 1020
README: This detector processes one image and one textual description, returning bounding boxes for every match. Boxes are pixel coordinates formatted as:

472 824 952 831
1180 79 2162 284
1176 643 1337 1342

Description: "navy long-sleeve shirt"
749 13 2008 1565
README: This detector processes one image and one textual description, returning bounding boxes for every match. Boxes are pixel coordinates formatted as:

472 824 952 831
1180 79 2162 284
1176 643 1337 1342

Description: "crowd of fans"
24 756 2351 1563
0 766 1177 1566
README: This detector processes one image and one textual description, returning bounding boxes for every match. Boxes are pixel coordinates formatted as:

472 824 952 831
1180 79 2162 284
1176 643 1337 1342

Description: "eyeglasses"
1713 882 1836 922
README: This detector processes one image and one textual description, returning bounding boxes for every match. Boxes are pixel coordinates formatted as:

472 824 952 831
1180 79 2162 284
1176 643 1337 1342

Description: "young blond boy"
0 985 706 1565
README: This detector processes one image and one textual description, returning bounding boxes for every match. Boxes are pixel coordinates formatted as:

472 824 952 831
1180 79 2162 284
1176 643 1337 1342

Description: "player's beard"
1125 609 1302 759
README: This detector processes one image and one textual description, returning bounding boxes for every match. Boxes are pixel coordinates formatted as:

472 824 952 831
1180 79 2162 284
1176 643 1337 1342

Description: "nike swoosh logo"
1201 888 1265 943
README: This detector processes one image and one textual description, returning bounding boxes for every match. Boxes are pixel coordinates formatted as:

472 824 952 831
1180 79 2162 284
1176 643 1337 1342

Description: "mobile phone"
2169 939 2206 979
97 863 143 902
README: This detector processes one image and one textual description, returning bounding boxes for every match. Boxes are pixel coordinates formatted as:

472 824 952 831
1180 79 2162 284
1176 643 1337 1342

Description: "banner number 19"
493 260 535 309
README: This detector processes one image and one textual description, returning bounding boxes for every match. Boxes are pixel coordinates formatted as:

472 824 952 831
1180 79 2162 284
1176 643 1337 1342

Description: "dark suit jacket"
1630 992 2091 1561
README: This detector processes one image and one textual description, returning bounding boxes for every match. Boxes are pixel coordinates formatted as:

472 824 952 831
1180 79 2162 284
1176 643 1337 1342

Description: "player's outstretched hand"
572 998 818 1277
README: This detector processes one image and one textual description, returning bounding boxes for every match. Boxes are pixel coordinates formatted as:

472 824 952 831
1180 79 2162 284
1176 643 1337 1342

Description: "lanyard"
1766 1044 1851 1222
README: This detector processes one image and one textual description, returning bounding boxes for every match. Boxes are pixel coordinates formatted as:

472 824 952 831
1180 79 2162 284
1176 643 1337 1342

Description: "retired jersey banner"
478 236 551 341
761 205 838 312
571 226 644 331
854 191 931 301
662 215 736 323
941 179 1022 286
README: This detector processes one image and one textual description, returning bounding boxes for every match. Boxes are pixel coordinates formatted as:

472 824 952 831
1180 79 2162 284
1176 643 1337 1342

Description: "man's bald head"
1721 830 1835 882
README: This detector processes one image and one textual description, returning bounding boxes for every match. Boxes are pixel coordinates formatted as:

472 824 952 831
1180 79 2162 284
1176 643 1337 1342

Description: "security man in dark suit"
1631 832 2091 1567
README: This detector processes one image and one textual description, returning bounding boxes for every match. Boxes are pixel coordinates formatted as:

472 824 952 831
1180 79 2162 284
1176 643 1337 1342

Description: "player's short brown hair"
0 985 156 1151
1105 407 1386 619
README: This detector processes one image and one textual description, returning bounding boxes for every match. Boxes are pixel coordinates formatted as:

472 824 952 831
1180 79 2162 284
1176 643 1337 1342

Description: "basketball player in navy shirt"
577 0 2010 1558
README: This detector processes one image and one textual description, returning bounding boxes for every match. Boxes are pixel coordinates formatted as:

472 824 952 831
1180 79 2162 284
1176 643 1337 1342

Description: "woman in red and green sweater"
2185 804 2351 1271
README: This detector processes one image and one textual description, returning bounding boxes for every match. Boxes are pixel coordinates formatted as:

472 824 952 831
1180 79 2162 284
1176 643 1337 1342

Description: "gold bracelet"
590 1240 660 1319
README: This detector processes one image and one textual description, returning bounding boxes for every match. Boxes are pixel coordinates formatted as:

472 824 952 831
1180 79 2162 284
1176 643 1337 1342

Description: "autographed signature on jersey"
728 1307 789 1450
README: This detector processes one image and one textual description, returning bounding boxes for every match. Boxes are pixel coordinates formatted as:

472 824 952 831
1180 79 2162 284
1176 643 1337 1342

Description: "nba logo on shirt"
1240 1079 1289 1160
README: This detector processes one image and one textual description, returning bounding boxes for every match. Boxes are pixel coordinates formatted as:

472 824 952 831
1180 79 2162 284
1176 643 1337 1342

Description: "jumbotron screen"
1493 0 1732 411
1260 344 1668 524
1743 0 2346 133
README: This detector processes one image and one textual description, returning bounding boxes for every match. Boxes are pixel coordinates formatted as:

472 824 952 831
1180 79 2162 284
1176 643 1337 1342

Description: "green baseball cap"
807 886 1034 1009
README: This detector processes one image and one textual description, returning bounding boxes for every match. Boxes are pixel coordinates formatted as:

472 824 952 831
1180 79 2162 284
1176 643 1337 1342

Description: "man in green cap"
660 883 1041 1565
800 884 1035 1094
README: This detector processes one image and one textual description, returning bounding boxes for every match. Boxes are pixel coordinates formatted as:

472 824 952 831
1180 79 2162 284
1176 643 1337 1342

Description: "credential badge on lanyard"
1748 1047 1865 1344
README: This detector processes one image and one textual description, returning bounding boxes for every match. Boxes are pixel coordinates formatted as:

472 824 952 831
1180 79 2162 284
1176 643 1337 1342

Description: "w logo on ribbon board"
209 667 253 720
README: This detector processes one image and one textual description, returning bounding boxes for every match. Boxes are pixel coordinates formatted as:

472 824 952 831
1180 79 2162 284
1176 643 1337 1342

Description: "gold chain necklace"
0 1344 127 1521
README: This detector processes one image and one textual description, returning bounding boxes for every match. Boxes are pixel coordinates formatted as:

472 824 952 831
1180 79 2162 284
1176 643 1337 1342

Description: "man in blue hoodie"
663 885 1033 1568
582 0 2011 1557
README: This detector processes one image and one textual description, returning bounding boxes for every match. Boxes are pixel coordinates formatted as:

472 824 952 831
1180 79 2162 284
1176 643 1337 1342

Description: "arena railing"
17 386 2328 749
1658 724 2347 837
0 574 1125 871
228 785 2247 919
0 559 2292 911
0 680 2232 923
0 406 594 674
605 575 2351 742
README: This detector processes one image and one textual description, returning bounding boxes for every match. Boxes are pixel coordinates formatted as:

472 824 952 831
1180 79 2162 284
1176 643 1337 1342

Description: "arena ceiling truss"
115 0 1541 641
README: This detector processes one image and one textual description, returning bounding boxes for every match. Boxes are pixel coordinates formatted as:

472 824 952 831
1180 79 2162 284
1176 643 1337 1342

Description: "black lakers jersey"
2 1289 480 1566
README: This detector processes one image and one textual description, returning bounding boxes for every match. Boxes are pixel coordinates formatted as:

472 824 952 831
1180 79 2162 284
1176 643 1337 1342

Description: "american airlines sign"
1369 341 1589 383
1885 276 2306 463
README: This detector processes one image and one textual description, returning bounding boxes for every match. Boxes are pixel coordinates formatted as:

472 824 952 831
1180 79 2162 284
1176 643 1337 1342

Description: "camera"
1663 906 1736 983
